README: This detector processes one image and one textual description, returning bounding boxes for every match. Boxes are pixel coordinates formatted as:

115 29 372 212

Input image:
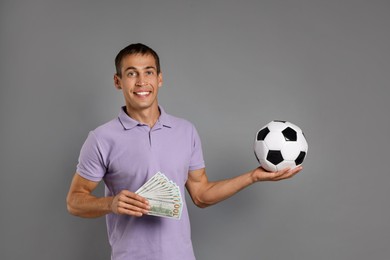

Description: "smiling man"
66 43 302 260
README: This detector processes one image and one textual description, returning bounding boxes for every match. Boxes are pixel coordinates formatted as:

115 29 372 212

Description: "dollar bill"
146 198 182 219
136 172 183 220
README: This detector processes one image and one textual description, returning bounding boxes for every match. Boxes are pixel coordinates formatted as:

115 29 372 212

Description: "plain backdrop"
1 1 390 259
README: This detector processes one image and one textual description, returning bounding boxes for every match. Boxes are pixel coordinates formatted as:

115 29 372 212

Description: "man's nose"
136 75 147 86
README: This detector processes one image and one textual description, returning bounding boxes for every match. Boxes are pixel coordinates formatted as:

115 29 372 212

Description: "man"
66 43 302 260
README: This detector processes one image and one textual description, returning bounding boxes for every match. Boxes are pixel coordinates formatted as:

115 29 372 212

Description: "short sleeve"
189 125 205 171
76 131 106 182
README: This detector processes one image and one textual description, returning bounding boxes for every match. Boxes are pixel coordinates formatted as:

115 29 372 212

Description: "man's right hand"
111 190 150 217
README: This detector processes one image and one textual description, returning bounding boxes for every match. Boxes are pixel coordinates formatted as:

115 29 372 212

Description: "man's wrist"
107 196 115 214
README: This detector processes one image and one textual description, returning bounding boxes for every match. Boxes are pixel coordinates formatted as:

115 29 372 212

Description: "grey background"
1 0 389 259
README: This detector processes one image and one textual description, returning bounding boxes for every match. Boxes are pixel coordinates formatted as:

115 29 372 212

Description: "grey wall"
1 1 390 259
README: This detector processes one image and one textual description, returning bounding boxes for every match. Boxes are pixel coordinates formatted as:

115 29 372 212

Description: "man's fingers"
117 207 144 217
117 201 149 215
112 190 151 216
274 166 302 181
118 191 149 208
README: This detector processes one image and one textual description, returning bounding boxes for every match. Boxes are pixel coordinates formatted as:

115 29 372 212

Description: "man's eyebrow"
124 66 136 72
124 66 157 72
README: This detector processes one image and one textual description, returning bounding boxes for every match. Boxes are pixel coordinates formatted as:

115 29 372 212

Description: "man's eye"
146 71 154 75
127 72 137 77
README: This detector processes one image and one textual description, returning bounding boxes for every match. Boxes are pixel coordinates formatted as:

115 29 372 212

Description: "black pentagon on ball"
257 127 270 141
282 127 297 141
295 151 306 165
267 150 284 165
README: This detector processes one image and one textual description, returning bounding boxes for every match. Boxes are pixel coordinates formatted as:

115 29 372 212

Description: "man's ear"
114 74 122 89
158 72 163 88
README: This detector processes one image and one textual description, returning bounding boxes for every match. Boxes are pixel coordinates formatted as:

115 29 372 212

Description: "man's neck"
125 105 160 128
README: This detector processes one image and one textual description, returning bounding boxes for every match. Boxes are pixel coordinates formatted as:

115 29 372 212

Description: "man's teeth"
136 92 150 96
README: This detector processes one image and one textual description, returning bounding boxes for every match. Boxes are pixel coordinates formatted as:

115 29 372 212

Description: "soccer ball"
254 120 308 172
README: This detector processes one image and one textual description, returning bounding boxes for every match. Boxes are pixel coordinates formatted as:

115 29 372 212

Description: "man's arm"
185 166 302 208
66 173 150 218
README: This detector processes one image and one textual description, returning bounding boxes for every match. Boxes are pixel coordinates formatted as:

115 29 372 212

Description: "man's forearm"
197 171 255 207
67 193 113 218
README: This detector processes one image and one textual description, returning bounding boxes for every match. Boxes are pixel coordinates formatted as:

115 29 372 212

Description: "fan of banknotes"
135 172 183 220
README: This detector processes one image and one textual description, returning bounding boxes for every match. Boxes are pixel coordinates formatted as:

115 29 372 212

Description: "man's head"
113 43 163 118
115 43 161 77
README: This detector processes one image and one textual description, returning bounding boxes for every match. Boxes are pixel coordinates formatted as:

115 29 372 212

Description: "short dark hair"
115 43 161 77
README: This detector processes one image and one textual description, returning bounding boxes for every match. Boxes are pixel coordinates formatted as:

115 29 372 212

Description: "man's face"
114 54 163 113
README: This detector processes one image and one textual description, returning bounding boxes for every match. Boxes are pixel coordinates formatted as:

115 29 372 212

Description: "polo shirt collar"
118 106 173 130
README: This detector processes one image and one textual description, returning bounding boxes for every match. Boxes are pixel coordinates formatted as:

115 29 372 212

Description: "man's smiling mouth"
134 91 151 96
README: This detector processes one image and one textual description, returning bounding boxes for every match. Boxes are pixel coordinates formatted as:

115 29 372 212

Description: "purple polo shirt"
76 106 205 260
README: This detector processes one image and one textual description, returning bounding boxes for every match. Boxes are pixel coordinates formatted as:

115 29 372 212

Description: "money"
136 172 183 220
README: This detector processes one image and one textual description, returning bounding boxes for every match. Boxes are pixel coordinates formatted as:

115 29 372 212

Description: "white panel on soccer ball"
281 142 301 160
264 131 286 150
276 160 297 171
259 159 277 172
296 134 308 152
254 141 269 160
267 121 287 131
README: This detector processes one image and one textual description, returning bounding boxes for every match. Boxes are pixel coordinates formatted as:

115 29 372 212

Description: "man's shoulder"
90 117 121 139
165 112 196 129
